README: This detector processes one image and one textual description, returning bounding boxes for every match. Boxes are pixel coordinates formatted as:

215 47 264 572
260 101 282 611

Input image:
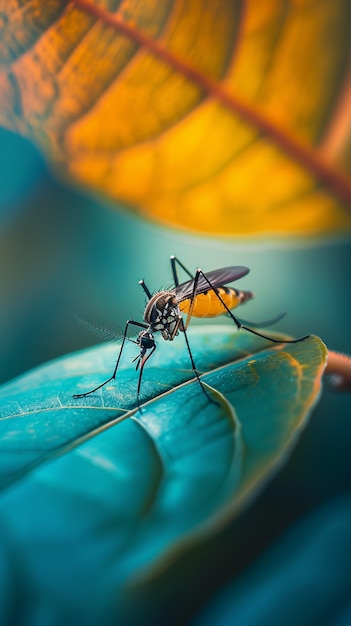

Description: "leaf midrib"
0 344 276 493
69 0 351 210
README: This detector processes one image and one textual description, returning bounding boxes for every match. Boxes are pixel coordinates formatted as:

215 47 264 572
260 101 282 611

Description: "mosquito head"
132 330 156 371
137 330 155 350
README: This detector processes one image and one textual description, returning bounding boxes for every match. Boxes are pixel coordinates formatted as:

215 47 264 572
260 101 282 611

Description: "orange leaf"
1 0 351 237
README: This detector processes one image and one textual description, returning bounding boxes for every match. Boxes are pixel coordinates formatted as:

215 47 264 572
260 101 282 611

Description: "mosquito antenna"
76 316 119 341
73 319 149 399
136 345 156 409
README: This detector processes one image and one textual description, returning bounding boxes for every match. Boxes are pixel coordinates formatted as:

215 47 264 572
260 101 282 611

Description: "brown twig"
325 350 351 391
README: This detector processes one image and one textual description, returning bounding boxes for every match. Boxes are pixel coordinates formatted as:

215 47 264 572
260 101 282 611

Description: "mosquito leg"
181 321 216 404
139 279 152 300
169 315 183 340
236 311 287 329
73 319 149 399
239 325 310 344
170 255 194 287
183 268 202 330
195 270 309 344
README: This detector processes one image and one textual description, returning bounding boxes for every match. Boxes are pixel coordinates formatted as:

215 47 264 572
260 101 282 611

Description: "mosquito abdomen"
179 287 254 318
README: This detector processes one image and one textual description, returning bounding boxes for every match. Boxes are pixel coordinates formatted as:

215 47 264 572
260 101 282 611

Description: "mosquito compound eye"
141 334 155 349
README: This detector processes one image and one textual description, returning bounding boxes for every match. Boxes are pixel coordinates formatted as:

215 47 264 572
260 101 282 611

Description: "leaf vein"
70 0 351 210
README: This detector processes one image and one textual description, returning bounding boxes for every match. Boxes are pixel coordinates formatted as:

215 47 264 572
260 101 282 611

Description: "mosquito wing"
175 266 250 301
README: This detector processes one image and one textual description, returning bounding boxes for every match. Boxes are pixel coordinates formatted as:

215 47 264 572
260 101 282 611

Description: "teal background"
1 125 351 624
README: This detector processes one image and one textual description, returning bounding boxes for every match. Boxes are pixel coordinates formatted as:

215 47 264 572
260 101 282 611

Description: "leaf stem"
72 0 351 210
325 350 351 391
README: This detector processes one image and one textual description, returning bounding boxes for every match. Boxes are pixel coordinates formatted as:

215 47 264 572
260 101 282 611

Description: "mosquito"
73 256 309 406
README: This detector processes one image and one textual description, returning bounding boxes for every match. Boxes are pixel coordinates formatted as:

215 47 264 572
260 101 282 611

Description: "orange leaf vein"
72 0 351 209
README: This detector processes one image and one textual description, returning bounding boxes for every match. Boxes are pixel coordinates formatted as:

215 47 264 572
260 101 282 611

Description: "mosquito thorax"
143 290 181 340
143 291 178 324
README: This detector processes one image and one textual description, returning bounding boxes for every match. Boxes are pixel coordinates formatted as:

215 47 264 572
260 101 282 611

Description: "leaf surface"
0 1 351 236
0 327 326 624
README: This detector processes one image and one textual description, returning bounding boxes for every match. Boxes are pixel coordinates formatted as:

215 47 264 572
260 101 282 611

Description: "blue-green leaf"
0 327 326 625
